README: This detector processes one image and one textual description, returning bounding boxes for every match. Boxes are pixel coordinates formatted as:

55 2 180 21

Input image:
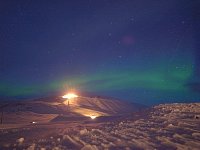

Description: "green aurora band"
0 62 196 99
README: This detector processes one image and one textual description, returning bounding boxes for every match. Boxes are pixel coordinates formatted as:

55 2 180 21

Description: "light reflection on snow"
85 115 98 119
90 115 97 119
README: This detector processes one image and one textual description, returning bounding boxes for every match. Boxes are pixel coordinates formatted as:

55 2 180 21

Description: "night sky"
0 0 200 105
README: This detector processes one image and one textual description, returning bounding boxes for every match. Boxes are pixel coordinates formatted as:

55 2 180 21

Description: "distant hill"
0 95 146 117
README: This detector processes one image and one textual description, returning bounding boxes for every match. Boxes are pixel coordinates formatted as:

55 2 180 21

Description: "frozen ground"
0 102 200 150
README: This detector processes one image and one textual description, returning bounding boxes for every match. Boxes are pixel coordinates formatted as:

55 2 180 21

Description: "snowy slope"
0 96 146 125
0 103 199 150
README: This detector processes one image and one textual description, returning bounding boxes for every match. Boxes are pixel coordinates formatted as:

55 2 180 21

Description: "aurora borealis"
1 0 200 105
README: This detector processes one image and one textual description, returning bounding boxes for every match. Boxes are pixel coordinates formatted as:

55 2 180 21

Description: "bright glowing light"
90 115 97 119
62 93 78 99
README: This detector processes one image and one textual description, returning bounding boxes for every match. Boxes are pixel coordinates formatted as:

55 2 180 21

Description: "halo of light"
62 93 78 99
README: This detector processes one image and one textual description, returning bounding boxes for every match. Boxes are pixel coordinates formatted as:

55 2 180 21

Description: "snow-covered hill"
0 95 146 124
0 102 199 149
